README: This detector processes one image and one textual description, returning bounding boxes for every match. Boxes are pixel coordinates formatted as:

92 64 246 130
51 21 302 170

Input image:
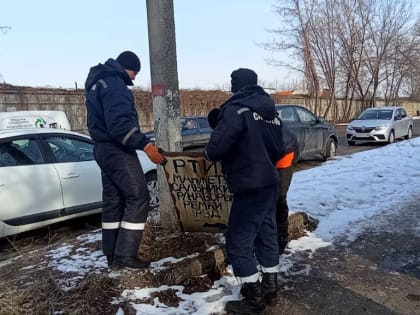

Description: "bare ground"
265 197 420 315
0 202 419 315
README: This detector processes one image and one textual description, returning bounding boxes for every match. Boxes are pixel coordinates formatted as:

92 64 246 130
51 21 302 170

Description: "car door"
278 106 324 158
294 107 326 157
396 108 410 138
197 117 211 146
43 135 102 215
0 136 63 232
277 106 306 156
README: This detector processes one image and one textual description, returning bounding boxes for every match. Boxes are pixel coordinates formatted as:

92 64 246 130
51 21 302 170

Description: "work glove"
207 108 221 129
144 143 166 165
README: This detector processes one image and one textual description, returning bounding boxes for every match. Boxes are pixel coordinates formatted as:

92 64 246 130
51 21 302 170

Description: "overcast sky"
0 0 295 90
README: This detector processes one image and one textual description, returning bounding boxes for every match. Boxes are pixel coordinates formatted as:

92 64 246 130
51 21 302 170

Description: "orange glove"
144 143 165 165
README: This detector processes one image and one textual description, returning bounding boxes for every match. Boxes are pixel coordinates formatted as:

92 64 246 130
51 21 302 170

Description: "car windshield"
358 110 393 120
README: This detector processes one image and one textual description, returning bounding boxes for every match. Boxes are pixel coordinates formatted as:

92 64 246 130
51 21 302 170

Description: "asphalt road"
295 118 420 172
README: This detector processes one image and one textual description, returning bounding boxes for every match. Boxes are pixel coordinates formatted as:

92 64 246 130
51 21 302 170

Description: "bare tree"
263 0 419 119
359 0 412 106
399 20 420 98
334 0 373 120
264 0 322 114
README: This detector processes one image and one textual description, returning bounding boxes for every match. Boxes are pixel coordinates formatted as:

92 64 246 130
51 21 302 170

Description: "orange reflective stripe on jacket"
276 152 295 169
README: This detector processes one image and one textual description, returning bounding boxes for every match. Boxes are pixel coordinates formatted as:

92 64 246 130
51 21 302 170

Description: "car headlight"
346 125 354 131
374 125 387 130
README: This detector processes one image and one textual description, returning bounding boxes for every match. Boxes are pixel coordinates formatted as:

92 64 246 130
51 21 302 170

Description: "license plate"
357 133 370 137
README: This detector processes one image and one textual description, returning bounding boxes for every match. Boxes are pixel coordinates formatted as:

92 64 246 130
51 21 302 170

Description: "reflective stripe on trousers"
94 142 151 257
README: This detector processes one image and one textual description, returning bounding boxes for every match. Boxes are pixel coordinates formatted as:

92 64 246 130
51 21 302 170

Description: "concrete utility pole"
146 0 182 231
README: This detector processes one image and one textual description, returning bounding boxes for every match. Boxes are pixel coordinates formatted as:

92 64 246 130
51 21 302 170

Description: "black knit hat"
230 68 258 93
116 51 141 72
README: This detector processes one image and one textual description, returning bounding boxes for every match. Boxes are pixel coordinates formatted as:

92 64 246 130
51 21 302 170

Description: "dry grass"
0 222 226 315
0 268 121 315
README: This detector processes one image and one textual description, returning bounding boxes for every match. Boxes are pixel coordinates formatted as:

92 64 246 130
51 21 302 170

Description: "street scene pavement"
269 120 420 315
266 196 420 315
0 120 419 314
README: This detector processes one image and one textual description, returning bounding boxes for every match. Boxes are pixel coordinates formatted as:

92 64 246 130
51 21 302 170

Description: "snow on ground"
15 136 420 314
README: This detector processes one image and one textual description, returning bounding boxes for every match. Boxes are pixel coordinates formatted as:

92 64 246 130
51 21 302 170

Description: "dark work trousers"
225 184 279 281
93 142 151 258
276 166 294 254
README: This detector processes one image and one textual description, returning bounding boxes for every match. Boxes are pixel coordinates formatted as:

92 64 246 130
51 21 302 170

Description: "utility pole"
146 0 182 231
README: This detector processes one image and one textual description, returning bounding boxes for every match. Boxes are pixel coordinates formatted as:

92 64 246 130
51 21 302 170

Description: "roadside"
265 196 420 315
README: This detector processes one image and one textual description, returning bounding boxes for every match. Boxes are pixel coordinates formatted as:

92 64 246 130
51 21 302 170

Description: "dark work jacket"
281 123 300 164
204 85 283 194
84 59 148 151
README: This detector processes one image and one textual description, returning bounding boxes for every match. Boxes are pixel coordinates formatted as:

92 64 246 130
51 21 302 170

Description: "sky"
0 0 292 90
1 131 419 314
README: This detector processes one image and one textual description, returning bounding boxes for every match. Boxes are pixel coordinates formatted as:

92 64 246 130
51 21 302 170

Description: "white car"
346 106 413 145
0 128 157 238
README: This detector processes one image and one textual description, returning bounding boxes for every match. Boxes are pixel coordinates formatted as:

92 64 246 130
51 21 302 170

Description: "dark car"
145 116 212 149
276 104 338 161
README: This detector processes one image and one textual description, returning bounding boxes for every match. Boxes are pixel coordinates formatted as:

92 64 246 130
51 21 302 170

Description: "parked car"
346 106 413 145
0 128 158 238
276 104 338 161
145 116 212 149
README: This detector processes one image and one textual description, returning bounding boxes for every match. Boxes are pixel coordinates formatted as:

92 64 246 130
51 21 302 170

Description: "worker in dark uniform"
204 68 284 314
85 51 165 269
275 124 299 255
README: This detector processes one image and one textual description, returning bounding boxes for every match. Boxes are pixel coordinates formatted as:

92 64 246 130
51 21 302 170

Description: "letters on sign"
162 152 232 232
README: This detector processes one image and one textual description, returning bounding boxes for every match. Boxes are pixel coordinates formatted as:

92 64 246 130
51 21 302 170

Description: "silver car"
346 106 413 145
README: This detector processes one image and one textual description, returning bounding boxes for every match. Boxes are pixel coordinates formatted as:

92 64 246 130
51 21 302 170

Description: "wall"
1 84 419 132
0 84 232 133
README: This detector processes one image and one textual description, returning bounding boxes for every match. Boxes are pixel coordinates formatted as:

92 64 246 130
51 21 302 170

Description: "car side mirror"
317 117 325 123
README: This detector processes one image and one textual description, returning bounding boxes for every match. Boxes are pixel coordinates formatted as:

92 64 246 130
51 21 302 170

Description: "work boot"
225 281 265 314
262 272 278 304
112 256 151 269
106 255 114 267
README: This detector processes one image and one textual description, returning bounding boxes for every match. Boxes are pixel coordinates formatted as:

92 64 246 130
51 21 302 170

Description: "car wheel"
145 171 159 208
404 126 413 139
347 140 355 146
388 130 395 144
323 138 337 161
